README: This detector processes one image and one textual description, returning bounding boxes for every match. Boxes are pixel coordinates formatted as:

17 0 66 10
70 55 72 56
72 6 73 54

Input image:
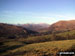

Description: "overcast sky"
0 0 75 24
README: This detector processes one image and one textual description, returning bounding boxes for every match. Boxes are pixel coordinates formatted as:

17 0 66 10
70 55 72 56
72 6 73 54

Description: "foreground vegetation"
0 30 75 56
0 39 75 56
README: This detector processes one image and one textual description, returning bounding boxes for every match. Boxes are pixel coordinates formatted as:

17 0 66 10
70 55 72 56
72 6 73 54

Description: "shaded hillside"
0 23 38 38
49 20 75 33
19 23 49 32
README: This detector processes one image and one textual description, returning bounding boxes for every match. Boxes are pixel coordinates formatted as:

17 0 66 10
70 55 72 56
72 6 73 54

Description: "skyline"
0 0 75 24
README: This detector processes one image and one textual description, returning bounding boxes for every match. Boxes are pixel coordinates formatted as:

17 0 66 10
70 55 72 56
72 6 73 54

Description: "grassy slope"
18 30 75 44
1 39 75 56
0 30 75 56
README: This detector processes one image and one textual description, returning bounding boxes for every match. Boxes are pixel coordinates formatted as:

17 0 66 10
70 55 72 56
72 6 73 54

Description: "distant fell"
49 20 75 33
0 23 38 38
19 23 49 32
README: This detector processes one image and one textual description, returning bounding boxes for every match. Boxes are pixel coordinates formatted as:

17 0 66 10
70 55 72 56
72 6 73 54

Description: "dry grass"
1 39 75 56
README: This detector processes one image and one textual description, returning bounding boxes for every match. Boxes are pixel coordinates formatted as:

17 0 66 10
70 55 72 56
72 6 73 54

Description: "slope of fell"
49 20 75 33
0 23 38 38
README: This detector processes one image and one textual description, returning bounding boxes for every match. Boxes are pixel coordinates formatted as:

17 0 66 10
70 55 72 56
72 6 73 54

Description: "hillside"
18 20 75 33
0 22 75 56
18 30 75 44
0 39 75 56
0 23 38 38
49 20 75 33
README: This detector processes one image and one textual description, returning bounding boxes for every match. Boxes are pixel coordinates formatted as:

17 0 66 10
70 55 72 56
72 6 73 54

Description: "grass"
18 30 75 44
0 30 75 56
0 40 25 55
1 39 75 56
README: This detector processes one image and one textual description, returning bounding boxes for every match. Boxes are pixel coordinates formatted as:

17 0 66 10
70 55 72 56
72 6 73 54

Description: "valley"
0 20 75 56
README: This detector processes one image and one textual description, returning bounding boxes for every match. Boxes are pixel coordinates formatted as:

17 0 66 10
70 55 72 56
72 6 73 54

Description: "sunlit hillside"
0 40 75 56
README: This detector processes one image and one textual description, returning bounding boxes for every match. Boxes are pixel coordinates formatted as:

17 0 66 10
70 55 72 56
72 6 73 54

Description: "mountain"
1 20 75 38
49 20 75 33
0 23 38 38
19 23 49 32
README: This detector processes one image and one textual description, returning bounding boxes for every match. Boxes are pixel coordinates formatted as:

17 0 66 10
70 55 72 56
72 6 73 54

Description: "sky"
0 0 75 24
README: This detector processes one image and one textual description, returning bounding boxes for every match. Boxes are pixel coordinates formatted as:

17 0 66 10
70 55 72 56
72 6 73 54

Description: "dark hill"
0 23 38 38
